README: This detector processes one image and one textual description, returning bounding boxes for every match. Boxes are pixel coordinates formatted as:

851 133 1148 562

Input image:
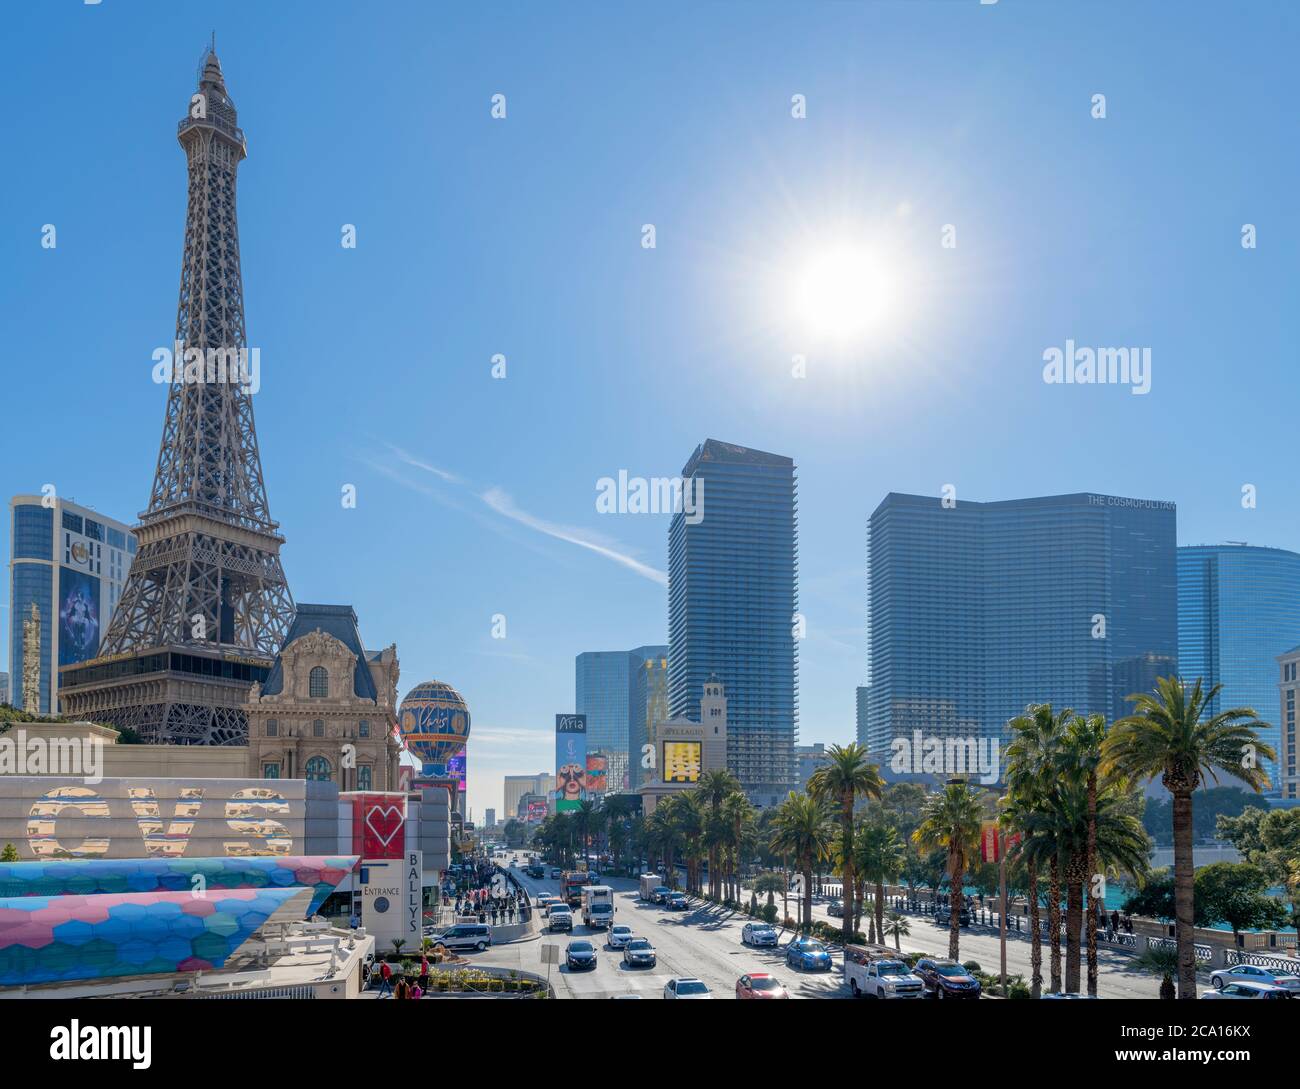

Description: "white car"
1201 980 1294 1000
607 925 635 949
1210 963 1300 993
663 977 712 999
742 922 779 947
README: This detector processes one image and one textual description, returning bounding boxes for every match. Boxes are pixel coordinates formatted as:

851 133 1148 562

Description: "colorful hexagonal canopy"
0 855 356 917
0 886 313 986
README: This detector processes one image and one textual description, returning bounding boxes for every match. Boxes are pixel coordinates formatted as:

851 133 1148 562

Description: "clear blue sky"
2 1 1296 817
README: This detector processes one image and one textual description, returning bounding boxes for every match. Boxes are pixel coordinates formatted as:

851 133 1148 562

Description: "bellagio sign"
0 777 313 860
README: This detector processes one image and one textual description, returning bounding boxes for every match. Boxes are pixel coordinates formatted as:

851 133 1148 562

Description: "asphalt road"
473 852 1163 999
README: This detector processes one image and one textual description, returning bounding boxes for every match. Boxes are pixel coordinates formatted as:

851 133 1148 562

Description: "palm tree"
1104 676 1274 999
721 791 754 903
809 744 884 944
1004 703 1071 997
882 910 910 952
1062 711 1109 996
752 871 786 918
1132 942 1180 1000
770 792 837 928
913 782 985 960
855 816 905 947
696 769 742 899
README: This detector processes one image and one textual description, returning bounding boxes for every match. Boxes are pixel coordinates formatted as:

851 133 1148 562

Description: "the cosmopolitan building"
575 644 668 792
1276 648 1299 801
669 440 798 807
866 492 1177 760
8 495 137 715
1180 544 1300 790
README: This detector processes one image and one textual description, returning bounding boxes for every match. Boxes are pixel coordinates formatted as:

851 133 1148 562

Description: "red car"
736 972 790 999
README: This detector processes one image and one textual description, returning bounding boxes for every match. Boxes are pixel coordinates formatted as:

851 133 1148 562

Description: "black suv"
914 958 982 999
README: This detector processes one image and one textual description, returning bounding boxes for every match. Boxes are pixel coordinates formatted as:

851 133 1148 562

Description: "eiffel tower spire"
60 48 294 745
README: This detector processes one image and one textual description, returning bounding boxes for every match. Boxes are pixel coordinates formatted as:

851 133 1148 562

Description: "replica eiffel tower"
60 48 294 745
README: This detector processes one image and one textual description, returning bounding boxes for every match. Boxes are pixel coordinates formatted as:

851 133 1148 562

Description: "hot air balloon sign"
398 681 470 778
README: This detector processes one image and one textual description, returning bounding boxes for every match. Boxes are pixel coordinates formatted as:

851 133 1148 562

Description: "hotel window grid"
312 719 325 738
263 763 280 779
305 756 331 781
266 719 278 737
309 666 328 698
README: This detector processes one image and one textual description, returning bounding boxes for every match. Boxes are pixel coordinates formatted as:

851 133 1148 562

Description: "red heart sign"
365 805 405 849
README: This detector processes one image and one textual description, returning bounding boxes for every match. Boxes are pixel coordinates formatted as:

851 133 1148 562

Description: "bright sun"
791 245 896 343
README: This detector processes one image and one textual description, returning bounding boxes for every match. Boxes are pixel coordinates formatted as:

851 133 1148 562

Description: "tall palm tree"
770 792 837 928
1104 676 1275 999
752 871 786 918
913 782 985 960
1004 703 1071 997
697 769 742 899
854 816 904 946
1063 711 1109 996
809 743 884 944
721 791 754 903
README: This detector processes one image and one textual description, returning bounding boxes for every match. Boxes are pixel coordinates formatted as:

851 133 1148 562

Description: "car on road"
651 886 672 904
735 973 789 999
537 895 560 915
565 940 597 970
550 867 562 879
848 958 927 999
607 925 635 949
548 906 573 932
667 893 689 911
914 958 982 999
623 938 657 968
425 923 493 953
1210 963 1300 993
741 922 779 947
933 905 972 927
826 900 844 918
785 938 833 972
664 977 711 999
1201 980 1293 1000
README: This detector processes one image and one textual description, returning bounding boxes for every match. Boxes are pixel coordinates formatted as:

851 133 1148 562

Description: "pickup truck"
845 956 926 999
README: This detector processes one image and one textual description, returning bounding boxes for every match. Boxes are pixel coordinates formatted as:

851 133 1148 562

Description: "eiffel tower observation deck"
60 48 294 745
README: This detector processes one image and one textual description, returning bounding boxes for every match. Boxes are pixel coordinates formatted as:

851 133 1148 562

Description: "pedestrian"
1110 909 1120 933
410 980 423 1000
418 954 430 991
394 976 410 1001
349 910 360 931
376 960 393 998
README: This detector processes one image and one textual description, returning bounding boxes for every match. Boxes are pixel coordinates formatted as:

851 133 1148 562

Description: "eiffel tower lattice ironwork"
59 49 294 745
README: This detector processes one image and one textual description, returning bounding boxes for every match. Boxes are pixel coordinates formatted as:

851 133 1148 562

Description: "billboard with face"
662 741 702 784
555 714 587 812
58 567 101 667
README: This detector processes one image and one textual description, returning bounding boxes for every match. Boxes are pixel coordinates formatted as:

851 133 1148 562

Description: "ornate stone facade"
245 627 401 791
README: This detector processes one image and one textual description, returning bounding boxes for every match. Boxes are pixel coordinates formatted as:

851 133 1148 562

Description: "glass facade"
866 492 1177 758
575 644 667 792
669 440 798 805
1179 544 1300 790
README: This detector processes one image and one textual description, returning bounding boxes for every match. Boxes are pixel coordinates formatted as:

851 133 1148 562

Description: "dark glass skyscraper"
575 644 668 792
669 440 798 806
866 492 1177 758
1179 544 1300 789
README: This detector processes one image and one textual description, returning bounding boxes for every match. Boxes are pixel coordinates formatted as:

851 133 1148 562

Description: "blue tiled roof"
261 604 379 701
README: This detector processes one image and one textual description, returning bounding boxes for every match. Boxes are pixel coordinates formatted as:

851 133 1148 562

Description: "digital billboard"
58 567 101 667
585 753 608 795
524 799 548 823
662 740 702 784
445 753 467 792
554 714 587 812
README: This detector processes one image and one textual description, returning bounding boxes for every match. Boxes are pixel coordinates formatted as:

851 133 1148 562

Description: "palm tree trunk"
1049 856 1062 993
803 861 814 928
948 852 962 961
1028 862 1042 999
840 791 855 945
1064 868 1083 994
1086 771 1099 997
1172 789 1197 999
875 878 885 947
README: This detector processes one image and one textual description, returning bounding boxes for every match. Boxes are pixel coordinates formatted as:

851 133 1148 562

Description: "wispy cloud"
481 487 667 585
365 446 667 586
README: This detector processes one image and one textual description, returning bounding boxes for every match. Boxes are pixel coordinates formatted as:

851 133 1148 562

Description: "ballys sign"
22 784 296 859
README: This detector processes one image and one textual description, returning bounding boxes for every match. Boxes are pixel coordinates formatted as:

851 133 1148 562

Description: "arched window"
305 756 332 782
309 666 328 698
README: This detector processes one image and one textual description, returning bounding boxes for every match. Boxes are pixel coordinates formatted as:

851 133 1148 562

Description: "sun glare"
791 244 896 343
